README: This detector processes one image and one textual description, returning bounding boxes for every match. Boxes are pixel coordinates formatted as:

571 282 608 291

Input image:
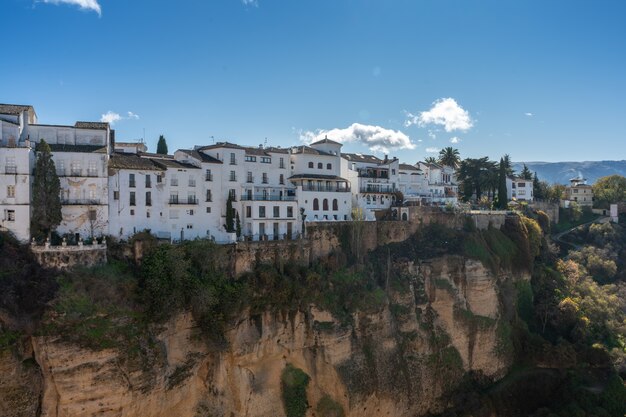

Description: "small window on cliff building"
88 210 97 221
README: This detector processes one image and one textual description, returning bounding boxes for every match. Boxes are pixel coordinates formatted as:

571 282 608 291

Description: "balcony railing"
301 185 351 192
5 166 17 174
247 176 254 183
360 185 396 193
168 197 198 205
205 174 213 181
61 199 103 205
240 194 296 202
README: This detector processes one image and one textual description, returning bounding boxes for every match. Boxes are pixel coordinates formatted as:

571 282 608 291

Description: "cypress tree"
225 195 234 233
156 135 168 155
497 158 508 209
31 139 62 239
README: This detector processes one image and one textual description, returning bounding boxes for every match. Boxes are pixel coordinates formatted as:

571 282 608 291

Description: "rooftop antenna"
210 135 215 144
264 137 268 147
142 128 145 143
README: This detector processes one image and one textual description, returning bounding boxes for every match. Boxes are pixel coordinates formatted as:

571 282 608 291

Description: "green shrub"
316 394 345 417
281 364 310 417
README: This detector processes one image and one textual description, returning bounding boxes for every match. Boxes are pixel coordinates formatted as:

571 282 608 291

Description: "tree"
457 157 497 201
224 195 235 233
438 147 460 168
31 139 62 240
424 156 438 164
501 154 514 176
592 175 626 209
520 163 533 180
495 158 508 209
235 212 241 238
156 135 168 155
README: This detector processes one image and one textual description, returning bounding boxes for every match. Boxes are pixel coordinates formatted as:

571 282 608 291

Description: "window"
157 173 163 183
279 157 285 168
129 174 135 187
327 163 332 170
130 209 135 216
130 192 136 206
205 169 212 181
313 198 319 211
187 192 196 204
279 174 284 185
228 189 236 200
71 161 81 176
7 185 15 198
146 191 152 206
262 173 268 184
229 171 236 181
323 199 329 210
518 182 526 188
113 191 119 200
189 176 196 187
6 210 15 222
245 155 256 162
88 161 97 176
170 192 179 204
88 210 97 221
147 211 151 218
170 175 178 186
187 224 193 229
246 206 252 217
273 206 280 218
261 157 271 164
145 174 151 188
206 189 212 202
287 206 293 218
392 169 396 175
573 188 579 194
247 171 253 183
57 160 65 176
230 153 236 165
259 206 266 218
332 199 338 211
317 163 323 169
308 162 314 168
206 207 211 213
188 209 194 216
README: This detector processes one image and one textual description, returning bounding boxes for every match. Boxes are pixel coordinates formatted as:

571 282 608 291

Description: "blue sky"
1 0 625 163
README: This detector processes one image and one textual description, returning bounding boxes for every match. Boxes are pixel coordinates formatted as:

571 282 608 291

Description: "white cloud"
425 147 440 154
242 0 258 6
525 112 533 117
427 130 437 140
100 110 140 125
450 137 461 144
299 123 415 154
405 98 473 132
42 0 101 15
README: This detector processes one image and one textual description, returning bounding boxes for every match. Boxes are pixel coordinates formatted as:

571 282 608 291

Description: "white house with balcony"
506 176 534 202
416 162 459 204
342 153 400 220
289 138 352 222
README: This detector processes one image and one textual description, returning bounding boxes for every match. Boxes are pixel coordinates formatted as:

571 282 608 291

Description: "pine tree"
31 139 62 239
520 164 533 180
496 158 508 209
156 135 168 155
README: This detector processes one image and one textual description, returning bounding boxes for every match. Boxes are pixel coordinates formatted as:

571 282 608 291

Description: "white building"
0 104 35 241
562 177 593 208
416 162 459 204
342 153 400 220
289 138 352 222
506 176 534 202
398 163 426 203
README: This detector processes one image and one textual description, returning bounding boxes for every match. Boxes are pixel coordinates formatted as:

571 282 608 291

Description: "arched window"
313 198 319 211
323 199 329 210
317 162 323 169
308 162 314 168
332 199 338 211
327 163 332 170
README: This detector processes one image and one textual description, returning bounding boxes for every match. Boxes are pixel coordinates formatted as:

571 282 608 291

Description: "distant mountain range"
512 160 626 185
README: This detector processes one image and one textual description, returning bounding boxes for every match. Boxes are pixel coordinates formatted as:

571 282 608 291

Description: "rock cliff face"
2 255 527 417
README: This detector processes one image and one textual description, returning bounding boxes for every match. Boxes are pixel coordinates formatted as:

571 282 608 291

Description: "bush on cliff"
281 364 310 417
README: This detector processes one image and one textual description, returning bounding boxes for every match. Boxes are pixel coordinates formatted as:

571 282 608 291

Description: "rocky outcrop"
16 255 527 417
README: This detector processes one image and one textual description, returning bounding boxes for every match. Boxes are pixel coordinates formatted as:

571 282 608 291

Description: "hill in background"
512 160 626 185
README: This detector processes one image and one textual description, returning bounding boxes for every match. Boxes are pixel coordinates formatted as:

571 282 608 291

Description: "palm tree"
438 147 461 169
424 156 438 164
